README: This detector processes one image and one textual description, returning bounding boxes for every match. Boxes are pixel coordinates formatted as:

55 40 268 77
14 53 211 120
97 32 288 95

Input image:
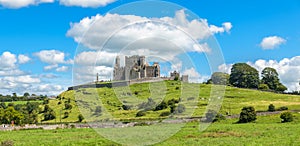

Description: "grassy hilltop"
42 80 300 123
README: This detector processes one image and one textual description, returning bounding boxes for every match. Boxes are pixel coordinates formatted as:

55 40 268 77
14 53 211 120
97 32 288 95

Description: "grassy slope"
40 81 300 123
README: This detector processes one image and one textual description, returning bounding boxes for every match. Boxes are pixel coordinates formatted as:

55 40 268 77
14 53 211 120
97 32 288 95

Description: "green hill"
42 80 300 123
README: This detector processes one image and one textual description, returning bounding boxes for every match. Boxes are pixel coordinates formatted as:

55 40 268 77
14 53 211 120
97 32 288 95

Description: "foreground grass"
1 113 300 146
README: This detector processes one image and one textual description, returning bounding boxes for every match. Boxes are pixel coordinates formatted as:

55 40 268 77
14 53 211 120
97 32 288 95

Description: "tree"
276 83 287 92
238 106 257 123
229 63 259 89
211 72 229 85
23 92 30 97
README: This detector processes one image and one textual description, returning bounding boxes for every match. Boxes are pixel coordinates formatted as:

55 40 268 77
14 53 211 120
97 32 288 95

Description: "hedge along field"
40 80 300 123
1 113 300 145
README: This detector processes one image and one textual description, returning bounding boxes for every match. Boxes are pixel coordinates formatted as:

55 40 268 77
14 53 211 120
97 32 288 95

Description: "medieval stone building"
113 55 160 81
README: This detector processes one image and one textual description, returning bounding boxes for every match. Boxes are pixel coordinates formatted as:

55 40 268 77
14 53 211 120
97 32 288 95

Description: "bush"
238 106 257 123
280 112 293 123
175 86 180 90
65 103 72 110
78 114 84 122
175 104 186 114
205 110 226 122
122 105 131 110
136 111 146 117
268 104 275 112
154 101 168 111
278 106 288 111
94 106 102 116
44 109 56 121
259 84 269 90
159 111 171 117
63 112 69 119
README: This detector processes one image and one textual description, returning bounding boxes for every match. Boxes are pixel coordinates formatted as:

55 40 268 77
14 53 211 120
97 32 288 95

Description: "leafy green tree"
44 109 56 121
261 67 284 91
238 106 257 123
0 107 24 125
23 92 30 97
229 63 259 88
211 72 229 85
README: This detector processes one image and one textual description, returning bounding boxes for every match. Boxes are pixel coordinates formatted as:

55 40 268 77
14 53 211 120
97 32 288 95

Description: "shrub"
78 114 84 122
175 104 186 114
205 110 226 122
280 112 293 123
44 109 56 121
268 104 275 112
94 106 102 116
122 105 131 110
278 106 288 111
63 112 69 119
238 106 257 123
258 84 269 90
70 124 76 128
136 111 146 117
65 103 72 110
154 101 168 111
159 111 171 117
175 87 180 90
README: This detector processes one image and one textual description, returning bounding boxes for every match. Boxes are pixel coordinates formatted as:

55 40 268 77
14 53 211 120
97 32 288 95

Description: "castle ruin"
113 55 160 81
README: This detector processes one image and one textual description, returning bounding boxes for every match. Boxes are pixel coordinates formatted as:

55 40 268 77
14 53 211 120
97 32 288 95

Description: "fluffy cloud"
68 10 231 51
32 84 63 94
260 36 286 50
69 10 231 82
182 68 210 83
0 0 54 9
59 0 116 8
0 51 17 70
219 56 300 91
44 64 58 71
34 50 69 64
18 54 31 64
56 66 69 72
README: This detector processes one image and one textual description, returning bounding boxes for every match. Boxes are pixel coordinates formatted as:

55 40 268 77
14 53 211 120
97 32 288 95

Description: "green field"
1 113 300 145
2 81 299 145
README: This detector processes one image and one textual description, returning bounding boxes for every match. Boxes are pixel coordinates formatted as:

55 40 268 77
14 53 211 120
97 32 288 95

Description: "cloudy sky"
0 0 300 95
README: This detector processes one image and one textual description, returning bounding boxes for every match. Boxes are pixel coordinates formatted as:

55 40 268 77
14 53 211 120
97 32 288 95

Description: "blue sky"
0 0 300 95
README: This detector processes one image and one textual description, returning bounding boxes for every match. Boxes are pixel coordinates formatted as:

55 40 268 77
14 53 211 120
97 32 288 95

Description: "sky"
0 0 300 95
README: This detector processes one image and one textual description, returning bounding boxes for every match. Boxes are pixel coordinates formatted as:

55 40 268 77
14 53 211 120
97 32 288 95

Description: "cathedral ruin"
113 55 160 81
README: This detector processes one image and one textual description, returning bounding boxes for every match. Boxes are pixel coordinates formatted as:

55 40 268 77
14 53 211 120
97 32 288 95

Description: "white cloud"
68 10 232 82
0 0 54 9
56 66 69 72
44 64 58 71
67 10 231 51
34 50 68 64
0 69 25 76
59 0 116 8
0 51 17 70
219 56 300 91
182 68 209 83
209 22 233 34
260 36 286 50
32 84 63 93
18 54 31 64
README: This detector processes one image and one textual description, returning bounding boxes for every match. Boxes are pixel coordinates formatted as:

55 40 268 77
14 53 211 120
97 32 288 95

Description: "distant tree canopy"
261 67 287 92
229 63 259 89
210 72 230 85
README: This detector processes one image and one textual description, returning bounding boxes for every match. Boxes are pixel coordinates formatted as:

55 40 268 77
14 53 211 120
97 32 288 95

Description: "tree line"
207 63 287 92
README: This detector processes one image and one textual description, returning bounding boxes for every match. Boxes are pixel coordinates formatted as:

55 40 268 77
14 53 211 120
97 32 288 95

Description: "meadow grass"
1 113 300 146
